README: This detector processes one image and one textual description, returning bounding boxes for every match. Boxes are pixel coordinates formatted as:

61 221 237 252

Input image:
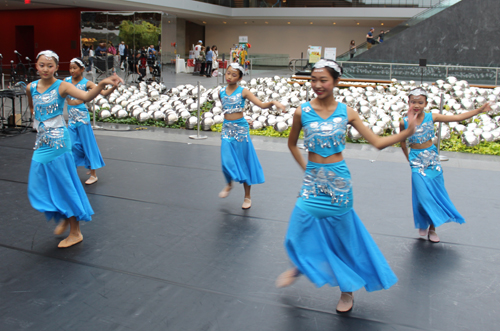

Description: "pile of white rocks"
94 76 500 146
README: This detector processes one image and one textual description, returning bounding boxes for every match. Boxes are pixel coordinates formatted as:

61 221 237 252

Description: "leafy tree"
119 20 161 49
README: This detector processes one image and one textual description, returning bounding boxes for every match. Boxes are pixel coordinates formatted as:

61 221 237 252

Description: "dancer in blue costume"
276 59 418 313
65 58 116 185
26 50 123 248
218 63 285 209
399 87 491 243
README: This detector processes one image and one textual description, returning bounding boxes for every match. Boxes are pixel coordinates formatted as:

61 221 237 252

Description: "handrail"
288 58 500 85
288 58 500 71
337 60 500 71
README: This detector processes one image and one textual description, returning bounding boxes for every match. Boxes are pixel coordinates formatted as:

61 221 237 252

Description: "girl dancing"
26 50 122 248
218 63 285 209
276 59 418 313
65 57 115 184
400 87 491 243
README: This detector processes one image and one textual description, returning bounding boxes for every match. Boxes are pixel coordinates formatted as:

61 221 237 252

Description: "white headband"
313 59 342 76
228 63 243 73
408 88 428 98
37 50 59 63
70 58 85 68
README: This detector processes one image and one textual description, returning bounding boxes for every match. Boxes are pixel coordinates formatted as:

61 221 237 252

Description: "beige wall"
205 25 382 60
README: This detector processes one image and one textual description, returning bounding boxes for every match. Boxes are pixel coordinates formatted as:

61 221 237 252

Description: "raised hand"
406 105 418 134
477 101 492 114
273 101 287 112
101 73 124 87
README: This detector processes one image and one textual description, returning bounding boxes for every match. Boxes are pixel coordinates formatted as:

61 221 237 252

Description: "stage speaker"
419 59 427 67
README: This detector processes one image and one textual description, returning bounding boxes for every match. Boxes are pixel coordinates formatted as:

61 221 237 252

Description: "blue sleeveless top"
404 112 435 145
302 102 348 157
65 77 90 125
220 86 246 114
65 77 89 100
31 80 65 122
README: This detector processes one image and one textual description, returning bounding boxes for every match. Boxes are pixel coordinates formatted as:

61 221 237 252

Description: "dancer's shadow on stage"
278 296 374 330
276 240 462 330
216 209 261 248
388 238 461 330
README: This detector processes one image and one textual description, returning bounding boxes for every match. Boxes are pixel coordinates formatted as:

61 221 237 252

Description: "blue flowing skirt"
285 160 397 292
68 122 105 170
28 127 94 223
220 118 264 185
409 145 464 230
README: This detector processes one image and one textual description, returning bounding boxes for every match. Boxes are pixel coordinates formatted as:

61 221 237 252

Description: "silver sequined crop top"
31 80 65 122
220 86 246 114
302 102 348 157
404 112 435 145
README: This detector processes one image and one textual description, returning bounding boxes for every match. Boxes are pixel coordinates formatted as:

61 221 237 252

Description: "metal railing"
195 0 445 8
287 58 500 86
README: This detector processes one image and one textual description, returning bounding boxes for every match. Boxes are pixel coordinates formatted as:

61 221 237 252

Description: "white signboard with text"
324 47 337 61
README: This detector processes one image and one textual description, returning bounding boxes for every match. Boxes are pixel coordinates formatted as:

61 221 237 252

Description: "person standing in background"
366 28 375 50
119 41 126 70
87 45 94 72
199 46 206 76
82 46 90 65
349 40 356 59
194 40 202 59
147 44 157 76
212 45 219 73
107 42 116 56
205 46 213 78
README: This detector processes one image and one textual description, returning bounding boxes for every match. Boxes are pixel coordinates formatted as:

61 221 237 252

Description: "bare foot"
275 268 300 288
58 233 83 248
54 220 69 235
336 292 354 313
218 185 232 198
242 198 251 209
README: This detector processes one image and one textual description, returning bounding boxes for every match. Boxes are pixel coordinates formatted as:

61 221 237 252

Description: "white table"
175 58 186 73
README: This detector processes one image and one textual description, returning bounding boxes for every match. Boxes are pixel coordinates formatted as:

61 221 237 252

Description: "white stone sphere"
132 108 144 118
116 109 128 119
213 115 224 124
372 126 384 135
153 111 165 120
201 118 215 131
462 132 479 146
137 112 151 122
166 113 179 125
100 110 111 119
274 121 288 132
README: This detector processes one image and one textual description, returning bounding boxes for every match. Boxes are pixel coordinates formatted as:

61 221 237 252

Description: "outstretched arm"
348 106 417 150
60 74 123 102
433 102 492 123
87 80 116 97
288 106 307 171
242 88 286 112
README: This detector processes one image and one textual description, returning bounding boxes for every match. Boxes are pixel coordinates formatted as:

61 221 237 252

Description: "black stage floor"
1 130 499 331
